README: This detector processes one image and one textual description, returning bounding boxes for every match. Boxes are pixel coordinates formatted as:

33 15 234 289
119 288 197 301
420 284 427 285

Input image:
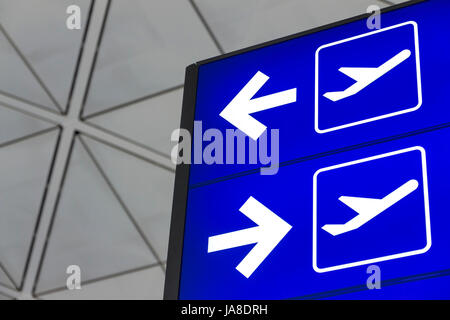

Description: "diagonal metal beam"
188 0 225 54
79 136 166 269
0 262 19 291
34 263 161 297
19 0 111 299
0 23 63 113
377 0 397 6
0 92 174 171
77 122 174 171
82 84 184 120
0 283 20 299
0 94 63 124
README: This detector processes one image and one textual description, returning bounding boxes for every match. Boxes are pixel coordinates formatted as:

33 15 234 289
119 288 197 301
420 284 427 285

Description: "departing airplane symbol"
322 179 419 236
323 49 411 102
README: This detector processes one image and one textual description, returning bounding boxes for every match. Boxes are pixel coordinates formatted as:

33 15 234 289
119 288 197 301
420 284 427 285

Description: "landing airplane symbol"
323 49 411 102
322 179 419 236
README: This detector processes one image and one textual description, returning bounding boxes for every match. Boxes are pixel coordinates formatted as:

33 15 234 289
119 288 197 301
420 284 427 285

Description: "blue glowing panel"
180 126 450 299
178 0 450 300
189 0 450 186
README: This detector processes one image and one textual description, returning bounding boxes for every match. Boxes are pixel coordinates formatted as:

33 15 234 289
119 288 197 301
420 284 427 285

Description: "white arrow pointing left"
219 71 297 140
208 196 292 278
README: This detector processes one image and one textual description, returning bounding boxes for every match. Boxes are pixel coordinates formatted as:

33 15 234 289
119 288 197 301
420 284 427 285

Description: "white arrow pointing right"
219 71 297 140
208 196 292 278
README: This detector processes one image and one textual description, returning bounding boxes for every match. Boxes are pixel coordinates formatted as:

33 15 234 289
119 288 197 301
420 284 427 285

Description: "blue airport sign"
165 0 450 300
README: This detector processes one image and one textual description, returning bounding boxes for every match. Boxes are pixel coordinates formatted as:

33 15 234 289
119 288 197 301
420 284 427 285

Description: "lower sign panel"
179 126 450 299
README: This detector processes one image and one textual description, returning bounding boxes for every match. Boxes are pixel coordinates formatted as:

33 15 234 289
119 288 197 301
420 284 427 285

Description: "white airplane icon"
323 49 412 102
322 179 419 236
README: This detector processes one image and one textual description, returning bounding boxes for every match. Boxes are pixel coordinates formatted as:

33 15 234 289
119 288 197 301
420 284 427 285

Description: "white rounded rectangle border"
314 21 423 134
312 146 431 273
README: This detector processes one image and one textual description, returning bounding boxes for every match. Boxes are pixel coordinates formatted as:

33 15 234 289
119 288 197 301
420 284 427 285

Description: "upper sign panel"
189 0 450 186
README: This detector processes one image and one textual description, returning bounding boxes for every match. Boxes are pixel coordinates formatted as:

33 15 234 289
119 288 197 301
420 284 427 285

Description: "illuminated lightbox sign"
165 0 450 300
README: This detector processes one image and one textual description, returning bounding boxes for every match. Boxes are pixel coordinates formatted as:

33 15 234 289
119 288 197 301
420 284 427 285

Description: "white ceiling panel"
0 130 59 287
0 267 15 289
82 135 175 262
83 0 219 116
39 266 164 300
0 104 53 146
194 0 395 52
0 0 92 111
0 30 57 111
35 137 158 294
0 292 12 300
87 88 183 157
